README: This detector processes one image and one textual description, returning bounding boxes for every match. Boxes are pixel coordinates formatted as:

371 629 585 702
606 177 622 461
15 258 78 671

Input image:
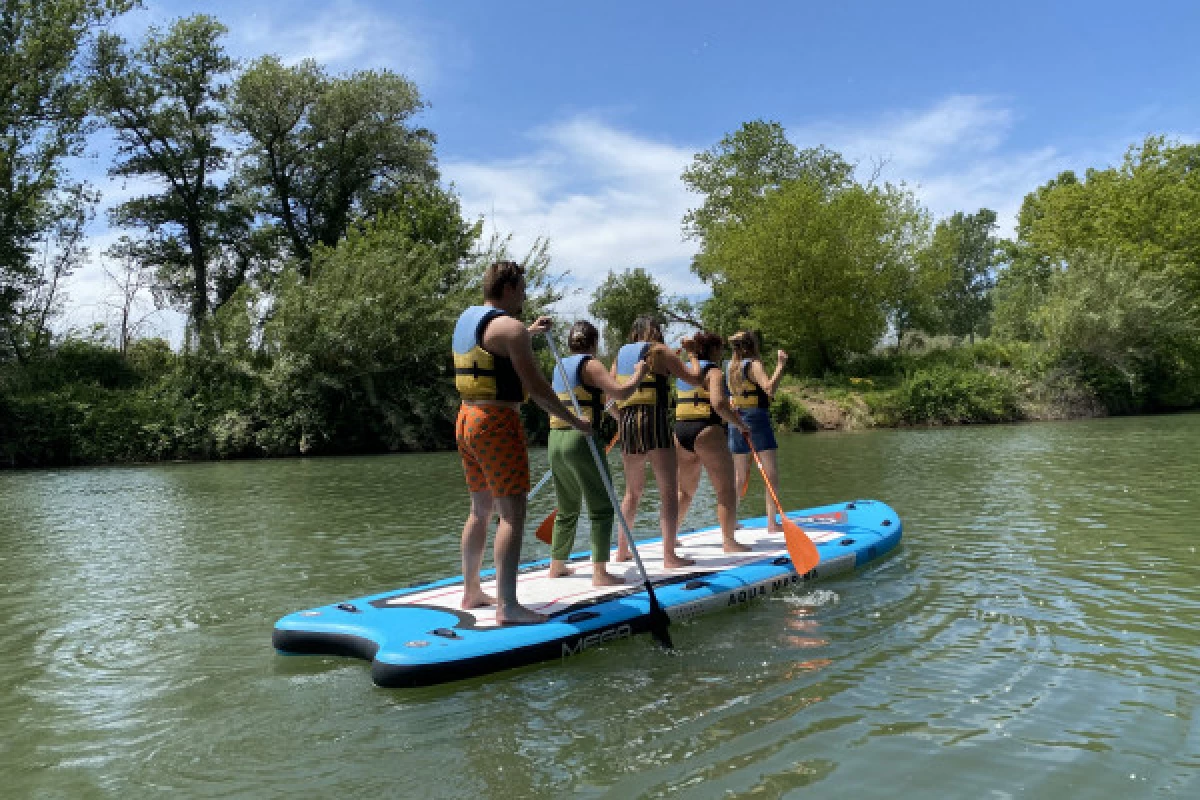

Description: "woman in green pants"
548 321 649 586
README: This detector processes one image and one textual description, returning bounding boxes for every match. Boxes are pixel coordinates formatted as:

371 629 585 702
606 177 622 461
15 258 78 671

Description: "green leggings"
547 429 614 562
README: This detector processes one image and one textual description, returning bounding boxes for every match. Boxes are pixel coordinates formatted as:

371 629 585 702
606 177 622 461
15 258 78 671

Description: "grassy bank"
770 338 1130 433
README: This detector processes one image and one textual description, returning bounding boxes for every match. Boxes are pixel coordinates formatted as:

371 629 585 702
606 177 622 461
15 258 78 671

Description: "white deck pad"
382 520 847 628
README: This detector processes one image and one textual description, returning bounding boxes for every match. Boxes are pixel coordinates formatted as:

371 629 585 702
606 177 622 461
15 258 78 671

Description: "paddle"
534 430 620 545
741 433 821 575
545 334 673 649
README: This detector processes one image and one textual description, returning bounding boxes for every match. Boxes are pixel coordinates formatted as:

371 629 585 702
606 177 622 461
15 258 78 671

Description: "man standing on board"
452 260 592 625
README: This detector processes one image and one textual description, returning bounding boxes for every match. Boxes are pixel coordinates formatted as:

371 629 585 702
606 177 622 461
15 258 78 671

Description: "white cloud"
228 0 454 87
445 115 702 314
789 94 1072 236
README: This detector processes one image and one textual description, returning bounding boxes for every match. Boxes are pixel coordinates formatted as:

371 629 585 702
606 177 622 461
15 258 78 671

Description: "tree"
704 178 924 373
927 209 999 342
230 56 437 275
588 268 668 354
681 120 854 258
0 0 136 361
90 15 241 337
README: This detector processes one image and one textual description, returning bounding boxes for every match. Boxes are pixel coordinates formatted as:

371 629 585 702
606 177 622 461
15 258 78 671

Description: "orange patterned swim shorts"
456 404 530 497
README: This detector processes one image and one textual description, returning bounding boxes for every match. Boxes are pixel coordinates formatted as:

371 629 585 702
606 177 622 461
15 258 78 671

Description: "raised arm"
747 350 788 398
658 344 706 384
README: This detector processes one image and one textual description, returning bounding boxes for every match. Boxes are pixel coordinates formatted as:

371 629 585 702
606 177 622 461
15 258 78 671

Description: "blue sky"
65 0 1200 337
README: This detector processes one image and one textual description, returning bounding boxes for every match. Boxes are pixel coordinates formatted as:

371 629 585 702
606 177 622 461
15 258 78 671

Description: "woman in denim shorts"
726 331 789 533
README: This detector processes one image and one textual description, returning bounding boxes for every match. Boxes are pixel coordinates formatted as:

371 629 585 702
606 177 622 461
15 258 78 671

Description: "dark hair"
567 320 599 354
628 315 664 344
483 260 525 300
682 331 725 361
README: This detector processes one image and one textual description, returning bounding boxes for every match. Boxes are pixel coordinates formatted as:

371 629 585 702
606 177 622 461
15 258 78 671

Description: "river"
2 414 1198 797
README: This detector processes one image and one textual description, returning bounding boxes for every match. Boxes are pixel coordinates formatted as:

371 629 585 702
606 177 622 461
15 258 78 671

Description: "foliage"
90 15 242 333
0 0 135 362
883 366 1022 425
588 268 669 354
704 177 927 373
230 56 437 272
1037 252 1200 410
770 391 817 432
926 208 999 341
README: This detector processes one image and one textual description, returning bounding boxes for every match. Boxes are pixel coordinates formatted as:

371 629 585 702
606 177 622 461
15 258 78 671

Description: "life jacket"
675 360 724 422
727 358 770 409
550 354 603 430
452 305 525 403
615 342 668 408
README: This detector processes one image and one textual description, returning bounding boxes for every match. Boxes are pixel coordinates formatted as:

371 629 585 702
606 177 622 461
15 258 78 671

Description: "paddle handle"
743 433 784 527
545 336 655 585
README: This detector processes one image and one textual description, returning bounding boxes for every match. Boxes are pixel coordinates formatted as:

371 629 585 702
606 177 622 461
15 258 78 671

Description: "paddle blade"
646 592 673 649
782 514 821 575
534 509 557 545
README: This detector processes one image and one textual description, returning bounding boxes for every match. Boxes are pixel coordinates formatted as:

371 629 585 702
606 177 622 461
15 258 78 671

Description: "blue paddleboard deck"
273 499 901 687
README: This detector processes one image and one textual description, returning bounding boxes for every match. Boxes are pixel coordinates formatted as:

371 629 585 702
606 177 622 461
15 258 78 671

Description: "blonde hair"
727 331 761 396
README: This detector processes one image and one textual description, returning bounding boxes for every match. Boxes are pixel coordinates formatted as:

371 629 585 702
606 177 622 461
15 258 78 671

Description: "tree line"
3 4 1198 466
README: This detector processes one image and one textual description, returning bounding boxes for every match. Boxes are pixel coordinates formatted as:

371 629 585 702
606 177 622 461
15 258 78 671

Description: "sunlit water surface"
2 414 1198 797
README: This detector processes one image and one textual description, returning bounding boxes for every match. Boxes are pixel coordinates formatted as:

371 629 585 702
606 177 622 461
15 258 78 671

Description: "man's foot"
591 567 625 587
663 553 696 569
548 561 574 578
461 589 496 609
723 539 753 554
495 604 548 625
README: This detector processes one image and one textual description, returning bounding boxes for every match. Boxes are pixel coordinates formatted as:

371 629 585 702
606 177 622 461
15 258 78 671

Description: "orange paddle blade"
534 509 557 545
743 433 820 574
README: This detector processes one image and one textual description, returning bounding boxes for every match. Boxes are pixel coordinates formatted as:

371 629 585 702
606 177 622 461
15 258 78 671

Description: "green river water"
2 414 1198 798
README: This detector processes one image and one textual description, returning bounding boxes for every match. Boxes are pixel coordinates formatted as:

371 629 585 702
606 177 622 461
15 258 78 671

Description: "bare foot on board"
591 568 625 587
461 589 496 609
663 553 696 569
723 539 753 554
495 604 548 626
615 548 632 562
547 561 575 578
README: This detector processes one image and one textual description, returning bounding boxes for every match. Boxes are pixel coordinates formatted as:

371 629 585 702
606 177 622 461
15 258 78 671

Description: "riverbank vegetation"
3 7 1199 466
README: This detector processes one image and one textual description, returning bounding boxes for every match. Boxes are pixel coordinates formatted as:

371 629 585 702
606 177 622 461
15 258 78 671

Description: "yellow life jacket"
452 305 526 402
615 342 668 408
550 354 603 430
728 358 770 409
675 361 724 421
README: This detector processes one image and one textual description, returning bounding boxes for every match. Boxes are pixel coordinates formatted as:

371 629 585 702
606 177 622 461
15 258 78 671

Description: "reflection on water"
2 414 1199 797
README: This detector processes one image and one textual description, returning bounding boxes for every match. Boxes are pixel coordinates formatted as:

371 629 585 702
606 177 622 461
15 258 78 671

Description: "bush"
887 366 1022 425
771 391 818 432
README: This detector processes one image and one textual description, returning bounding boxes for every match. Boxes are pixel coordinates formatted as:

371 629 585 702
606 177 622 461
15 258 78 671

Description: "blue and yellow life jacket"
726 358 770 409
615 342 668 409
675 360 725 422
452 305 525 403
550 354 603 430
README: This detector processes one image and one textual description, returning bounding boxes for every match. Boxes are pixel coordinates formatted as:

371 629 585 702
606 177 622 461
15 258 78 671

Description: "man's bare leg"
493 494 546 625
461 490 496 608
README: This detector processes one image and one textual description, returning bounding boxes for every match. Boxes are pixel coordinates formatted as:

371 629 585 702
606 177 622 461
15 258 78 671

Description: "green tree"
90 15 242 336
1037 251 1200 409
927 208 999 342
230 56 437 275
705 178 923 373
0 0 137 361
588 268 668 354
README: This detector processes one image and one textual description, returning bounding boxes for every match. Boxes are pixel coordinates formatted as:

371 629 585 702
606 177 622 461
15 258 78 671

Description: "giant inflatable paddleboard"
273 499 901 688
